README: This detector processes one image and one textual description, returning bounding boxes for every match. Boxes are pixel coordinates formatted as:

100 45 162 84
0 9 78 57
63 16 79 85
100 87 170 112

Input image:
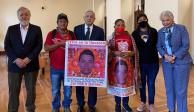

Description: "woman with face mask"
132 14 159 112
108 19 139 112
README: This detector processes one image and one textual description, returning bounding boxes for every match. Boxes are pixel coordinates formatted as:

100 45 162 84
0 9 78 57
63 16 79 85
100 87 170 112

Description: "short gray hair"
17 6 31 16
84 10 95 17
160 10 174 20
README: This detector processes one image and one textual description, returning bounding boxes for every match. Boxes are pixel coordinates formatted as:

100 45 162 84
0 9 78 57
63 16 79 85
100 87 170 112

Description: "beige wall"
1 0 193 59
121 0 134 33
178 0 193 59
0 0 105 50
106 0 134 38
178 0 192 37
106 0 121 37
145 0 194 59
192 0 194 59
145 0 178 29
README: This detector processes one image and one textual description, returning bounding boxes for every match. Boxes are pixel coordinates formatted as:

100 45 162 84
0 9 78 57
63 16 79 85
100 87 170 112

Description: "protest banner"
64 40 108 87
108 56 136 97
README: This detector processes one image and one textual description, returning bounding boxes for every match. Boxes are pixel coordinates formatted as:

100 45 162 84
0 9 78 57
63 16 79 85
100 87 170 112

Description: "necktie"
85 27 90 40
165 28 172 55
167 28 172 47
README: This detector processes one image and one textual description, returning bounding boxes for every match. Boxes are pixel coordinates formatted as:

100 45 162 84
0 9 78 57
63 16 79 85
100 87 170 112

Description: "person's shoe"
26 110 35 112
52 109 60 112
64 107 72 112
115 104 121 112
88 106 96 112
123 104 132 112
136 102 146 112
148 104 157 112
168 110 175 112
26 108 35 112
77 106 85 112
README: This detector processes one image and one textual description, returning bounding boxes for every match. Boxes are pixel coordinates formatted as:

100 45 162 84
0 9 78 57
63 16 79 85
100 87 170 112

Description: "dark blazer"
132 27 159 64
4 24 43 72
157 23 193 64
74 24 105 41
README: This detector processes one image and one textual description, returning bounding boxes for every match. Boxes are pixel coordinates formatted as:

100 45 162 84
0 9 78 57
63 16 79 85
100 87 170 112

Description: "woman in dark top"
132 13 159 112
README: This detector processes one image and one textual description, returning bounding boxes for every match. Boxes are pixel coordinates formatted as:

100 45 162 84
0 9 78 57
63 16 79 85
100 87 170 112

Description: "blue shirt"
164 27 173 55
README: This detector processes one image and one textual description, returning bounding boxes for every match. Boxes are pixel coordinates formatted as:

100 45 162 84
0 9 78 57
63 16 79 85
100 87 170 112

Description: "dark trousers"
76 86 97 107
114 96 129 106
8 71 38 112
139 63 159 104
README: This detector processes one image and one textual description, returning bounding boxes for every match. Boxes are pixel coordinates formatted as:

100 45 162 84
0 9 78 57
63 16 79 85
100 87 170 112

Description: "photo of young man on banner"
64 40 108 87
108 53 137 97
73 49 99 78
110 58 133 88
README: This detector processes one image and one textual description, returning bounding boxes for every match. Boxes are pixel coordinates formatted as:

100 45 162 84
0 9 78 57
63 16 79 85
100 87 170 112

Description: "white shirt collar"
84 24 93 30
20 24 29 30
20 24 29 44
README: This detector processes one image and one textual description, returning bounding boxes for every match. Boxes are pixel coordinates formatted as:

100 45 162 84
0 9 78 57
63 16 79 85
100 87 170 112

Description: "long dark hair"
136 13 151 29
79 49 94 61
114 19 125 25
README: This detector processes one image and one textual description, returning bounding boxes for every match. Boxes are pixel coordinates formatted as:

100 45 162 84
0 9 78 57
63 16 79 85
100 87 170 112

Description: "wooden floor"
0 55 194 112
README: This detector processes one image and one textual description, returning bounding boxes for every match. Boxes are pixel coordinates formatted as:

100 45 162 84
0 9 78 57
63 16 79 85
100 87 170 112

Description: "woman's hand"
52 38 66 46
108 39 115 50
164 54 175 64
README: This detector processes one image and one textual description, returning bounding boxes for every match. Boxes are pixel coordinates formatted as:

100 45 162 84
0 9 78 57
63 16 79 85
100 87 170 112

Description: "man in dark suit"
4 6 42 112
74 10 105 112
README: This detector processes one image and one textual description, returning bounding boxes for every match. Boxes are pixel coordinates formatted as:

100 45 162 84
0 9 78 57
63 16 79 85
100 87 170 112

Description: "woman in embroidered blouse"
108 19 139 112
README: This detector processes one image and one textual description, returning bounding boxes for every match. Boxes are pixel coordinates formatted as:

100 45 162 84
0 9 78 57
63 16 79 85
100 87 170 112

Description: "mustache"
20 20 29 24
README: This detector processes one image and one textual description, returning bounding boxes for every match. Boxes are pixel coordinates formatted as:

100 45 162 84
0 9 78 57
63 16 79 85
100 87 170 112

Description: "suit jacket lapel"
23 24 32 45
90 25 95 40
171 24 176 40
81 24 87 40
170 24 177 48
16 24 24 45
161 28 166 44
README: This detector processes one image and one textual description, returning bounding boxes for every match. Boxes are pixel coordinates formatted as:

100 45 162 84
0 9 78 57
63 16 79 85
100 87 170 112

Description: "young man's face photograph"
78 54 94 76
115 64 128 85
